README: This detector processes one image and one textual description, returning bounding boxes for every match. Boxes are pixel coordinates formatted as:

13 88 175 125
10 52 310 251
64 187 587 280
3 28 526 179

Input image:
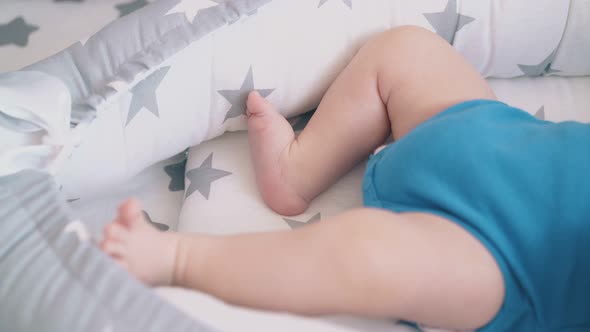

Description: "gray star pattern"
284 213 321 230
116 0 149 17
290 110 315 132
535 106 545 120
126 66 170 126
318 0 352 9
142 210 170 231
423 0 475 43
164 156 187 192
0 17 39 47
186 153 232 199
218 67 274 122
163 150 189 191
518 50 560 77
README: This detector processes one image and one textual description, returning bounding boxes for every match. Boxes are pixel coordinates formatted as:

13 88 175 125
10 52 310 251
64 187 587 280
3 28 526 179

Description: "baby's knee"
358 26 448 85
354 26 443 101
380 25 439 43
361 25 443 60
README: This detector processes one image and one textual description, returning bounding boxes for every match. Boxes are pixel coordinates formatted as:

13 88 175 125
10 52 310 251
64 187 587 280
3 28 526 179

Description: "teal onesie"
362 100 590 331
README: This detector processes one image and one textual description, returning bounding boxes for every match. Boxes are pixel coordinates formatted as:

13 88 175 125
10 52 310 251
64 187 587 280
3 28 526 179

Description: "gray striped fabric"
0 171 216 332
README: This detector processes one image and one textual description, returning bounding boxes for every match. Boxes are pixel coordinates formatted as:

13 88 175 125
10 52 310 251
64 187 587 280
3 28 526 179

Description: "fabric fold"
0 71 78 176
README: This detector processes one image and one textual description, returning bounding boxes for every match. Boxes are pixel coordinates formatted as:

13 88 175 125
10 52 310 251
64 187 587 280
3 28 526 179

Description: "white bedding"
66 75 589 332
31 0 587 199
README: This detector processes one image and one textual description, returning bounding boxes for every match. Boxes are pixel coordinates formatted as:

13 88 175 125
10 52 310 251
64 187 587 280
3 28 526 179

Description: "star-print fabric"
0 0 157 73
3 0 586 76
20 0 583 201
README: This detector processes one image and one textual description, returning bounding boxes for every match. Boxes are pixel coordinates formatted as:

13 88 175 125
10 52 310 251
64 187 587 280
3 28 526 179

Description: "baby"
101 26 590 331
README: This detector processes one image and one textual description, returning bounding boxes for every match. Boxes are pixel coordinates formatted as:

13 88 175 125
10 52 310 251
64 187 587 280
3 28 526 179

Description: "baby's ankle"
281 139 314 204
171 234 212 288
171 234 187 287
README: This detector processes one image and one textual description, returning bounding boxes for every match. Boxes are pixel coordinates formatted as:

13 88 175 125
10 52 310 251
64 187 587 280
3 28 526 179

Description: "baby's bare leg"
172 208 502 330
247 26 495 216
102 203 502 329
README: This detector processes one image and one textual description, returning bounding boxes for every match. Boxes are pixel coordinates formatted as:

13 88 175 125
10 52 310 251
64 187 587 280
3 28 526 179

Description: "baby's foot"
247 91 309 216
100 199 178 286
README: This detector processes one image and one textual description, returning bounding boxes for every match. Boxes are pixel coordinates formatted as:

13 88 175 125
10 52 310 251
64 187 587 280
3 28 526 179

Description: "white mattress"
65 75 590 332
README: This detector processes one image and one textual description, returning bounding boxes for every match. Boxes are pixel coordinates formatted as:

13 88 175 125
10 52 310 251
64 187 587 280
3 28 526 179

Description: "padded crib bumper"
1 0 588 196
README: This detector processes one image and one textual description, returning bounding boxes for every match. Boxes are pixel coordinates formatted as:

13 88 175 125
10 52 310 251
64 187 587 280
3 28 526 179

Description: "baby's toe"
118 198 143 225
100 238 127 258
104 222 129 242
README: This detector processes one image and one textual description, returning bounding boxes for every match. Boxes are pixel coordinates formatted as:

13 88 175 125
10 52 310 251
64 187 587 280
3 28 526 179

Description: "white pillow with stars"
52 0 575 198
177 129 365 235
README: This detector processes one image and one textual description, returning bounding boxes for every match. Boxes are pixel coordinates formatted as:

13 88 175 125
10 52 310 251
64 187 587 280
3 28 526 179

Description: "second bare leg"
247 26 495 216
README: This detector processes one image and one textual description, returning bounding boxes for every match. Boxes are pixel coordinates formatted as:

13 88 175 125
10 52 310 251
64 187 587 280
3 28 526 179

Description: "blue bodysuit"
362 100 590 331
